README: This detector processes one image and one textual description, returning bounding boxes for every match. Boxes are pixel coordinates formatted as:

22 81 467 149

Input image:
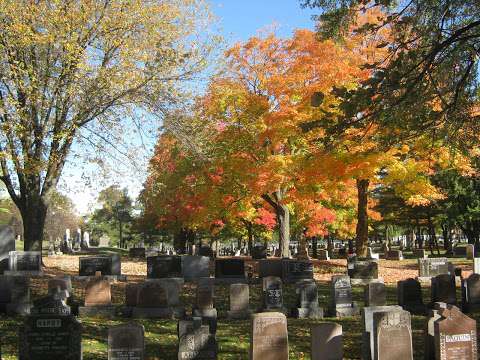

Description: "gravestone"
413 249 427 259
6 276 32 315
108 322 145 360
214 258 245 281
347 257 379 285
281 259 313 282
329 275 359 317
228 283 251 319
473 258 480 274
129 247 146 259
373 310 413 360
259 259 283 278
386 250 403 260
431 274 456 305
251 245 267 260
362 305 403 360
178 317 217 360
418 258 450 280
317 249 330 261
453 245 467 257
79 254 121 277
364 281 386 307
99 234 110 247
47 277 72 301
181 255 210 281
147 255 182 279
466 244 475 260
311 323 342 360
434 304 477 360
263 276 284 312
397 278 426 314
250 312 288 360
0 226 15 274
132 278 185 318
462 273 480 312
292 280 323 319
78 275 115 317
193 278 217 334
18 292 82 360
6 251 42 275
424 302 448 360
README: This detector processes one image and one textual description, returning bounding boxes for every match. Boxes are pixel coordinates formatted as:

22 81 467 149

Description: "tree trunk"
355 179 369 257
246 221 254 255
21 197 48 252
276 203 290 258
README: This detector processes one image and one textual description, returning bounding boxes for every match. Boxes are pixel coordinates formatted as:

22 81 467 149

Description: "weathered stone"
228 283 251 319
373 310 413 360
281 259 313 282
292 280 323 319
418 258 450 279
311 323 342 360
78 276 115 317
431 274 456 305
347 257 378 282
79 255 121 277
250 312 288 360
263 276 284 312
424 302 448 360
6 276 32 315
364 281 386 307
181 255 210 281
397 278 426 314
258 259 283 278
329 275 359 317
178 317 217 360
466 244 475 260
462 273 480 312
108 322 145 360
6 251 42 275
214 259 245 280
129 248 146 259
251 245 267 260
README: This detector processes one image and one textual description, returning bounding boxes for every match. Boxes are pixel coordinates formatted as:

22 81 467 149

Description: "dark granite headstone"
347 258 378 279
214 259 245 278
79 255 121 276
198 246 214 258
251 245 267 260
108 322 145 360
293 281 323 319
397 278 426 314
128 248 146 259
373 310 413 360
281 259 313 282
181 256 210 281
463 273 480 312
434 304 477 359
178 317 217 359
431 274 456 305
418 258 449 278
7 251 41 274
329 275 359 317
258 259 283 278
364 281 386 307
263 276 283 311
147 255 182 279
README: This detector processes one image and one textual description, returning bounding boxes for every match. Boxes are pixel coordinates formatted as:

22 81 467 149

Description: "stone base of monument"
292 306 324 319
329 304 360 318
4 270 44 277
350 277 383 286
73 275 127 282
132 306 185 319
227 309 252 320
78 305 116 317
214 277 248 285
6 302 31 316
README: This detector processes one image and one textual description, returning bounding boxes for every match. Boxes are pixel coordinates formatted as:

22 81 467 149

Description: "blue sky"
66 1 319 214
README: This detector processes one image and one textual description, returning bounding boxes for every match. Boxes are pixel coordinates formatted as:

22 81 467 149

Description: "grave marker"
373 310 413 360
250 312 288 360
108 322 145 360
178 317 217 359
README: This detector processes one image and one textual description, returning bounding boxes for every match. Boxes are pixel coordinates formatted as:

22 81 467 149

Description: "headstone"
434 304 477 360
259 259 283 278
431 274 456 305
47 277 72 300
263 276 284 311
132 278 185 318
198 245 214 258
228 283 251 319
292 280 323 319
31 290 71 316
364 281 386 307
250 312 288 360
453 245 467 257
178 317 217 359
214 258 245 280
6 251 42 275
252 245 267 259
424 302 448 360
397 278 426 314
466 244 475 260
329 275 359 317
129 247 146 259
311 323 343 360
281 259 313 282
18 293 82 360
181 255 210 282
413 249 427 259
78 275 115 317
361 305 403 360
386 250 403 260
108 322 145 360
0 226 15 274
418 258 450 281
79 254 121 277
6 276 32 315
347 257 378 283
317 249 330 261
373 310 413 360
473 258 480 274
462 273 480 312
147 255 182 279
193 278 217 334
99 234 110 247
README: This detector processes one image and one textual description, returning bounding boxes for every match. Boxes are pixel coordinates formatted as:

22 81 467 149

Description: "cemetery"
0 0 478 359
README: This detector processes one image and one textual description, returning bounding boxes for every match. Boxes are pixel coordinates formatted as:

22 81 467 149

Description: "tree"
0 0 215 251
